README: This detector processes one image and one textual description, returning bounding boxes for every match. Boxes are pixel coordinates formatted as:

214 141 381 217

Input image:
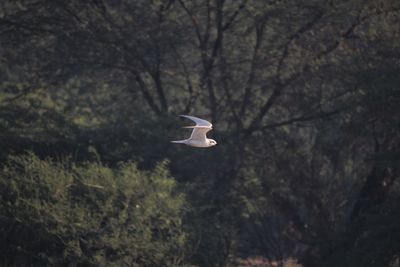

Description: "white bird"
171 115 217 148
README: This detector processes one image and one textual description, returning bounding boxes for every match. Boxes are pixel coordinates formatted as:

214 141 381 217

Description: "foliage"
0 153 188 266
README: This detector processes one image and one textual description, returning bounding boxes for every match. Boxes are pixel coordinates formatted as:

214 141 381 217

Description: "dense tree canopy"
0 0 399 266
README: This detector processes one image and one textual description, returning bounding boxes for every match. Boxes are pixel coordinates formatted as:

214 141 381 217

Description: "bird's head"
209 139 217 146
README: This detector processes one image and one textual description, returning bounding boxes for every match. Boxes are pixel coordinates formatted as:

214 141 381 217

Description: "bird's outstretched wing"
180 115 212 128
180 115 213 141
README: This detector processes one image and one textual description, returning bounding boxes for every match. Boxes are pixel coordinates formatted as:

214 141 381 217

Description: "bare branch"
240 14 268 118
132 73 162 116
1 86 35 104
177 0 204 47
276 9 325 82
243 2 387 138
260 108 345 131
243 86 282 137
171 44 197 114
222 0 248 31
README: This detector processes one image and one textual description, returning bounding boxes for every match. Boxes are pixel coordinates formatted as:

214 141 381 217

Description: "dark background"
0 1 399 266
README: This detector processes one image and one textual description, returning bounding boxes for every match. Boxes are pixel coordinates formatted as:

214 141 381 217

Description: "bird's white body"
171 139 216 147
171 115 217 148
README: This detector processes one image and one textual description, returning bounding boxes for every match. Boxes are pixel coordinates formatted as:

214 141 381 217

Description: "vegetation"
0 0 399 266
0 153 187 266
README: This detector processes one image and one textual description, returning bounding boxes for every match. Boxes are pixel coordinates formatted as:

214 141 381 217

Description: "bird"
171 115 217 148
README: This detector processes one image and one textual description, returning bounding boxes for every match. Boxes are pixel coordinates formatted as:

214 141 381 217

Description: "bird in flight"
171 115 217 148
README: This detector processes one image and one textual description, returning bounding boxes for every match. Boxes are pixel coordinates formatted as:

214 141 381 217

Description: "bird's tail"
171 140 187 144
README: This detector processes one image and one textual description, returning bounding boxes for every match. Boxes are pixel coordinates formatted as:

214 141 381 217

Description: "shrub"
0 153 188 266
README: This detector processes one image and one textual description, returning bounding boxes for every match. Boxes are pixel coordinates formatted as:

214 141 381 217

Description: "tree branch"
132 73 162 116
178 0 204 47
259 108 345 131
240 14 268 118
243 3 377 138
276 10 324 82
222 0 248 31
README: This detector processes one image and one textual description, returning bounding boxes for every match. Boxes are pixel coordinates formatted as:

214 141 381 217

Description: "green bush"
0 153 188 266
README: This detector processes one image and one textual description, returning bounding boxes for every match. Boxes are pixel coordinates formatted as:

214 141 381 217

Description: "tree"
0 153 188 266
